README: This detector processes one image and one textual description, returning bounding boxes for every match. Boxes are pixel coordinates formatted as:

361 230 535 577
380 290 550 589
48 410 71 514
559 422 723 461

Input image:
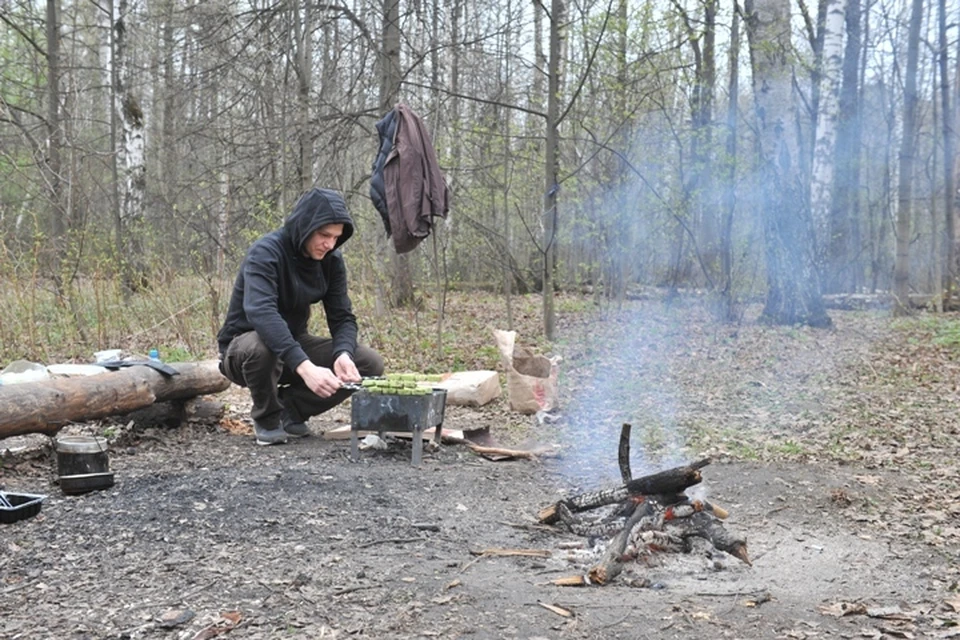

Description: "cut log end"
538 503 560 525
707 501 729 519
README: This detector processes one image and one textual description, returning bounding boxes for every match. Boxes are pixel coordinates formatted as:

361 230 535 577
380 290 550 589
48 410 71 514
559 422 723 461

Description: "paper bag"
493 329 559 414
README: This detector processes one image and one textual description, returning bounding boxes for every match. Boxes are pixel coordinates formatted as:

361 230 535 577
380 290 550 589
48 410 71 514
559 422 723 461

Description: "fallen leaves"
218 418 251 436
191 611 242 640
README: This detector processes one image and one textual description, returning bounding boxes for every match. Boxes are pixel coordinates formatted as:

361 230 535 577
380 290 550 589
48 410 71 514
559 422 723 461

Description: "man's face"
303 223 344 260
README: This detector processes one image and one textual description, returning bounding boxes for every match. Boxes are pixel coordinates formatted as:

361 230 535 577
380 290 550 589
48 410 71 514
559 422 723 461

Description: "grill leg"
412 426 423 466
350 428 359 461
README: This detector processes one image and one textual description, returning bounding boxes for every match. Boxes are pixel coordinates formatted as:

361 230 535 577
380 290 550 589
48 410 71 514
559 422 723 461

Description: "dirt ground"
2 300 960 639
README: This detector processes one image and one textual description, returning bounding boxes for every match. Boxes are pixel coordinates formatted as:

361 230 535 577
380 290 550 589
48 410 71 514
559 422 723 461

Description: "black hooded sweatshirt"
217 188 357 372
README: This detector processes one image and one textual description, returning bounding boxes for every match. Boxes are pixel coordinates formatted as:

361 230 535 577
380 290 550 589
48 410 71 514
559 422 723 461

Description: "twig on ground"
357 537 427 549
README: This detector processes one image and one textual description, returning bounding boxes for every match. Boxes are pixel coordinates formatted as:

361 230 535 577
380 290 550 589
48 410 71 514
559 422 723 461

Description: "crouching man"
217 188 384 445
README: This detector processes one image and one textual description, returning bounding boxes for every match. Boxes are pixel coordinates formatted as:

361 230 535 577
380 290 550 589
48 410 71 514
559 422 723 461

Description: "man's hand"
296 360 342 398
333 353 361 383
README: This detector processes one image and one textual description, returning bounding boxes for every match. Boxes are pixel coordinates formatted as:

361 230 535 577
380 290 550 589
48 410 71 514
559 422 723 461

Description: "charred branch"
587 501 657 585
538 458 710 524
677 511 751 565
618 423 632 484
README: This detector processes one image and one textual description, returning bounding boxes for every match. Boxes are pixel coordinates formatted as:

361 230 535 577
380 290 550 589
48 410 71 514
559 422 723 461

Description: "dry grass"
0 274 555 371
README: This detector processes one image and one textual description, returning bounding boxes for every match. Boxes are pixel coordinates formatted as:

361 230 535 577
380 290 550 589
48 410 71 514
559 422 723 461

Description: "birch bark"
114 0 147 292
809 0 847 275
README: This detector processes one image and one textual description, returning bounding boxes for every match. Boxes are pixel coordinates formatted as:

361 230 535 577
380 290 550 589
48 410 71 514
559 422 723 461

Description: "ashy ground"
2 299 959 639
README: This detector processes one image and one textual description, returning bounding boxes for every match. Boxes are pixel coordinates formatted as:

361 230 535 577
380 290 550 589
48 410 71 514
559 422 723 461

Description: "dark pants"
220 331 384 428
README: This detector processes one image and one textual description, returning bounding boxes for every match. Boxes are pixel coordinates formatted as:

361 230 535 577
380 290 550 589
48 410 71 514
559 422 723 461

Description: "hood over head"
284 188 355 256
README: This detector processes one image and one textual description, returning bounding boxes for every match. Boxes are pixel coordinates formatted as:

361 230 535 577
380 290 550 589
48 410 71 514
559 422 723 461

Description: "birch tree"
114 0 147 292
745 0 831 327
809 0 846 286
828 0 862 293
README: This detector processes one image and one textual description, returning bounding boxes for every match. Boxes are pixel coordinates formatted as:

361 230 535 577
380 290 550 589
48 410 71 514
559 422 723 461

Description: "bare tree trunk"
46 0 65 282
931 60 942 309
719 0 740 321
745 0 831 327
295 0 314 192
542 0 564 340
939 0 957 307
500 7 514 329
893 0 924 316
693 0 718 279
607 0 630 304
158 0 179 264
953 7 960 308
449 0 462 185
380 0 415 307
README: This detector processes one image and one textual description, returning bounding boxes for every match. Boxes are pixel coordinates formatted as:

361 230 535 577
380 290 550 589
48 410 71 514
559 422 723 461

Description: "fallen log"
538 458 710 524
0 361 230 439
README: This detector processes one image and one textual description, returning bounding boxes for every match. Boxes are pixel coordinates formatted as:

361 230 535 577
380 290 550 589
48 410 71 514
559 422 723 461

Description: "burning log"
537 457 710 524
587 501 656 585
555 501 629 538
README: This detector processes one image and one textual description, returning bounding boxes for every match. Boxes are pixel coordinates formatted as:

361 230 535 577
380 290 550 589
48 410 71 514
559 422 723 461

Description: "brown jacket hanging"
373 103 450 253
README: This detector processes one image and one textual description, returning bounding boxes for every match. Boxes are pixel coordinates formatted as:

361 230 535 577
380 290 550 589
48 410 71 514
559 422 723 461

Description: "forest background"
0 0 957 366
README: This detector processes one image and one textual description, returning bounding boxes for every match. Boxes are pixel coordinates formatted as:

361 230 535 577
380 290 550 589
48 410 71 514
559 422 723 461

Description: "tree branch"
0 10 46 58
558 0 614 126
402 80 547 119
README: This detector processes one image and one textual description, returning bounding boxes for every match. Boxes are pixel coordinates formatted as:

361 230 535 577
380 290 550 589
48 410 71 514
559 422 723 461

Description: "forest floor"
2 294 960 639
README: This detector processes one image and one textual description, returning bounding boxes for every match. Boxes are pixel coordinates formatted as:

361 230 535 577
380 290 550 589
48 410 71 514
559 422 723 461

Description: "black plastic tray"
0 491 47 524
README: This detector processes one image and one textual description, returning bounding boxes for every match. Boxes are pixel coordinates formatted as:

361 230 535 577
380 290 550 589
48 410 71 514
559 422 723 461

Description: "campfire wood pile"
538 424 750 586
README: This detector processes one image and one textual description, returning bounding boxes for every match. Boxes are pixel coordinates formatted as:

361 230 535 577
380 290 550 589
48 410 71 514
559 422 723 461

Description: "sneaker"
282 417 311 438
253 422 288 446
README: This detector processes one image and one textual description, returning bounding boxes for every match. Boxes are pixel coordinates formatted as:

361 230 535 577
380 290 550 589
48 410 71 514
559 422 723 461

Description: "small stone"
158 608 194 628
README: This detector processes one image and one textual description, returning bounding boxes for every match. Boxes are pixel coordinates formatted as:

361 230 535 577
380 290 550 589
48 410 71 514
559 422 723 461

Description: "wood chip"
537 601 574 618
